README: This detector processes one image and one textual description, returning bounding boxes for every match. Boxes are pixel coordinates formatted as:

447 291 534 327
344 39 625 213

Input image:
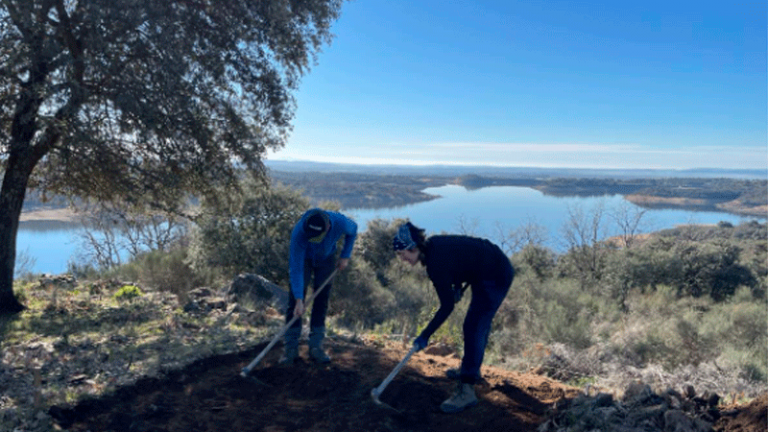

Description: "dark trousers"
285 255 335 331
460 263 514 384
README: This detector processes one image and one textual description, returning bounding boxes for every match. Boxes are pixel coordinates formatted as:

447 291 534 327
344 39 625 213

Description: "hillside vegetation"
5 180 767 430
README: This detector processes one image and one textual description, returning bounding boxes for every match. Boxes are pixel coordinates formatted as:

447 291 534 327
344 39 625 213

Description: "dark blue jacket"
420 235 513 340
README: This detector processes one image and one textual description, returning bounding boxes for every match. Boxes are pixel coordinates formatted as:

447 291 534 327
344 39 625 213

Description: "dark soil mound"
48 339 766 432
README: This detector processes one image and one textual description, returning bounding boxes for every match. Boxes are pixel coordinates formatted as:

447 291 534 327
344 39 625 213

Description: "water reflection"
17 185 765 275
19 220 81 232
347 185 762 247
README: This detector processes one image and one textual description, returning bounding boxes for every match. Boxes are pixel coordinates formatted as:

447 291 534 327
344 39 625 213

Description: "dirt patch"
715 393 768 432
51 338 579 432
49 338 766 432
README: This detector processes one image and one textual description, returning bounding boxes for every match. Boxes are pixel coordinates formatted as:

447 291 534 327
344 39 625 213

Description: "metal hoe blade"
370 346 418 412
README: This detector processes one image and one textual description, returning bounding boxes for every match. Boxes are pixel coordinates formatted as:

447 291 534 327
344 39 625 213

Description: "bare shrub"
14 248 37 280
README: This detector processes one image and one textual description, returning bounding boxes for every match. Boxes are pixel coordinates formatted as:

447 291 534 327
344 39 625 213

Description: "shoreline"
20 191 767 224
20 208 80 223
625 194 767 218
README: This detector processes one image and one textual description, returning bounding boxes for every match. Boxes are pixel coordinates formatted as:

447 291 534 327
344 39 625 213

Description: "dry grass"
0 280 277 432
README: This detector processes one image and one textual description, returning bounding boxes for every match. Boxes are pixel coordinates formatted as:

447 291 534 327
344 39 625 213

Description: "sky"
266 0 768 170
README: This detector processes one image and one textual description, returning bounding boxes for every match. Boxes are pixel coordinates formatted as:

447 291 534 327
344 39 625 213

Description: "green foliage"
0 0 346 312
330 259 394 328
111 248 217 299
355 218 407 284
189 182 311 286
601 231 758 304
512 244 557 281
504 269 606 350
113 285 144 302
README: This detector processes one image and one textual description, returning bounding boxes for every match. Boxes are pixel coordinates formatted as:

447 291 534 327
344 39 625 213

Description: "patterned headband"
392 224 416 251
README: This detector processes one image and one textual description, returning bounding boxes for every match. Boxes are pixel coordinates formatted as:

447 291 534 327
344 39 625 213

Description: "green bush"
512 244 557 281
355 217 407 285
113 285 144 302
330 258 394 328
189 181 311 286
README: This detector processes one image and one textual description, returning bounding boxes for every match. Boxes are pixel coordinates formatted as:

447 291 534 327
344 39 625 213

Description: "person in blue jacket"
392 221 514 413
280 208 358 365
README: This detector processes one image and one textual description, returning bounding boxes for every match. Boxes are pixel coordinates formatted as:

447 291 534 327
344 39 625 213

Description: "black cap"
304 210 329 242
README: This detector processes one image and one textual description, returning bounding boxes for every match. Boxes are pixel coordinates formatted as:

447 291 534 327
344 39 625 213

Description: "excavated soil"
49 339 767 432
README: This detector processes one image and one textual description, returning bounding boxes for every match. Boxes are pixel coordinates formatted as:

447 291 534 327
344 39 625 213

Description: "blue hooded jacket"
289 209 357 299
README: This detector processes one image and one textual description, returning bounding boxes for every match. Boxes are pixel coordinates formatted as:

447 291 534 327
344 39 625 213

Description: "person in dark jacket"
392 221 514 413
280 208 358 365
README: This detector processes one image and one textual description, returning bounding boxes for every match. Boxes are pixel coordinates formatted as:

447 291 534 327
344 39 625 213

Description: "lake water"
17 185 764 275
346 185 762 246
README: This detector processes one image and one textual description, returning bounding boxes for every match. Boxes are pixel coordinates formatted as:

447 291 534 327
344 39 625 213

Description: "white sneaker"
440 383 478 413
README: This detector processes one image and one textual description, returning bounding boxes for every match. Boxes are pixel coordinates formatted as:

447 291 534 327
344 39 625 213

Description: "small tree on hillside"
558 202 609 286
189 182 312 287
75 199 189 270
355 218 406 285
0 0 345 314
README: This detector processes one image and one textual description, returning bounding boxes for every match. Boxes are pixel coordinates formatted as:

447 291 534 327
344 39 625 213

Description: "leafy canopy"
1 0 343 208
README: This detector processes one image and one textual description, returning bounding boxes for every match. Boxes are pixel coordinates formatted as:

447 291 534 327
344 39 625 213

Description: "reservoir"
18 185 764 275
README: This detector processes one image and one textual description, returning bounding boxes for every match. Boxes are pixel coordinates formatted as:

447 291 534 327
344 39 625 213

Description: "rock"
623 382 654 404
539 381 717 432
595 392 614 407
663 409 713 432
423 343 455 356
183 287 229 313
226 273 289 312
183 301 200 313
704 391 720 408
684 384 696 399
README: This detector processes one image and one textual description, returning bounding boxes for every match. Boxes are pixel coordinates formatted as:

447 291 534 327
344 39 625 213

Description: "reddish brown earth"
49 339 767 432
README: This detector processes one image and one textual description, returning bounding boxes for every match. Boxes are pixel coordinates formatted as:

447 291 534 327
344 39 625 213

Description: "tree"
75 199 189 270
0 0 344 314
558 202 608 286
355 217 405 285
188 181 312 287
608 201 648 249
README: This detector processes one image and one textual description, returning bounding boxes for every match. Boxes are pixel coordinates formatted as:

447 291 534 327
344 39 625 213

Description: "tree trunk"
0 134 48 315
0 50 57 315
0 159 31 314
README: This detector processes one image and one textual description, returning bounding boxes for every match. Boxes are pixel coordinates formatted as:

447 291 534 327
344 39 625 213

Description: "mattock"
370 345 418 414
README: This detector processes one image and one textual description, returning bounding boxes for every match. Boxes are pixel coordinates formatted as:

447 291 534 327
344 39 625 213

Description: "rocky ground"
46 339 768 432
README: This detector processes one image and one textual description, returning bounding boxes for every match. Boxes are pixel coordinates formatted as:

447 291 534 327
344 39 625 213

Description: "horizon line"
265 158 768 173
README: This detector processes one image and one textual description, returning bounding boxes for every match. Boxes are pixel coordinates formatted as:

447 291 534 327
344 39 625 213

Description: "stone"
226 273 289 312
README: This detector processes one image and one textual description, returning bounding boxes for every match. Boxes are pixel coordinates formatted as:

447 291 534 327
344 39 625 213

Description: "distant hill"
265 160 766 180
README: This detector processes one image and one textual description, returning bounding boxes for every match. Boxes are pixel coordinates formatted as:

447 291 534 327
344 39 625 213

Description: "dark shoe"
309 347 330 364
440 383 478 413
279 347 298 365
446 368 460 380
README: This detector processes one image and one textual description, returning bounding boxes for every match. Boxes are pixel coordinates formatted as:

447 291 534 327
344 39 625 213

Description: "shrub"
512 244 557 281
355 217 407 285
114 285 144 302
330 259 394 328
189 181 312 286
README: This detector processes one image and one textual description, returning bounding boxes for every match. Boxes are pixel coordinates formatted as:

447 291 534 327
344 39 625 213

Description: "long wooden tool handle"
241 268 338 376
371 345 418 397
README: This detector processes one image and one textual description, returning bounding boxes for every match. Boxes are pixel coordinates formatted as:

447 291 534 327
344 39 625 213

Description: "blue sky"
267 0 767 170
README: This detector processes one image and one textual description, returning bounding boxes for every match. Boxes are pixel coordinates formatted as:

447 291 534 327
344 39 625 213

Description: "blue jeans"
460 264 514 384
